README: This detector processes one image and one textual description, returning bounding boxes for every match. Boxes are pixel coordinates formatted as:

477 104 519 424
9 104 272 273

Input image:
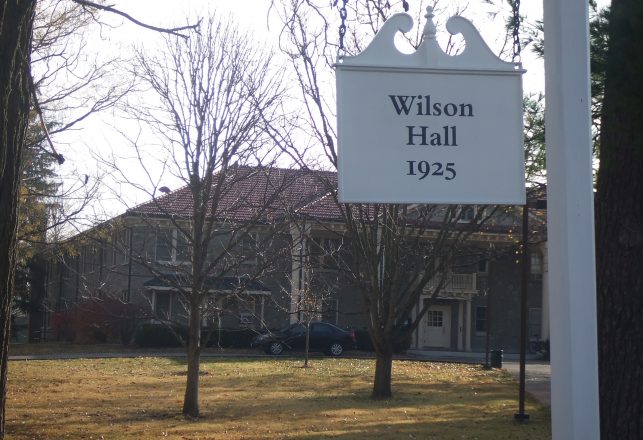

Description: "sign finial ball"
423 6 437 40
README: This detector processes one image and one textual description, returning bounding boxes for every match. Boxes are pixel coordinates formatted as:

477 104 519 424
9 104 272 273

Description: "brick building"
35 166 546 352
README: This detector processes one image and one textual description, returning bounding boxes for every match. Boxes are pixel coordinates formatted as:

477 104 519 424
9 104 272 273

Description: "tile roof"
126 165 543 236
128 166 342 222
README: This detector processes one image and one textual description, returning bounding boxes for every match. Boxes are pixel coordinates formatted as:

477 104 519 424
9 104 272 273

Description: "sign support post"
543 1 600 439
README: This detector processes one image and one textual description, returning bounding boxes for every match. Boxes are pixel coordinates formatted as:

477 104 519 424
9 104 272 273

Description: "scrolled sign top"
338 6 522 72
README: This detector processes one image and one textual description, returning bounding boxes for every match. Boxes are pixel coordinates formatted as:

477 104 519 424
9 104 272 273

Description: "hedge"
134 324 186 347
354 328 411 353
134 324 258 348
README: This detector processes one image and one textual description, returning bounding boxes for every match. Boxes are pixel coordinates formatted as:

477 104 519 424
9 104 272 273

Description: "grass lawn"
6 357 551 439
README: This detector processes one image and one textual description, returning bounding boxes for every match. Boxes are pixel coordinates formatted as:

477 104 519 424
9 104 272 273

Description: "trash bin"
490 349 503 368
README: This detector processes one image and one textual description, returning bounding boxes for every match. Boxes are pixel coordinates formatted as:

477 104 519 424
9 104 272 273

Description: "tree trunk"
182 301 201 418
596 1 643 438
303 321 310 368
0 1 36 437
371 350 393 399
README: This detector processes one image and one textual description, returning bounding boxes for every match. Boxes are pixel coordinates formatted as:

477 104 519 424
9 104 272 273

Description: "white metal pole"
542 0 600 439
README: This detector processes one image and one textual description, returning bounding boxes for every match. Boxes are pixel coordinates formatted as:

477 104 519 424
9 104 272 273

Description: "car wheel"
328 342 344 357
268 342 284 355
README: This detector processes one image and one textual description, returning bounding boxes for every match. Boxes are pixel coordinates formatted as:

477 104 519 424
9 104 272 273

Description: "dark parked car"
251 322 356 356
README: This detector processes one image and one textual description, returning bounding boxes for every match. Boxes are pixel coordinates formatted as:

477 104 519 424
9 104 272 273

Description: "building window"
156 228 173 262
310 237 341 268
239 312 253 326
427 310 443 327
475 306 487 333
92 245 100 271
531 253 543 275
156 228 191 263
153 291 172 319
175 230 190 262
83 245 97 273
238 232 258 264
113 229 130 265
458 206 476 222
477 258 489 274
528 308 542 340
82 247 90 273
101 241 111 267
237 297 257 327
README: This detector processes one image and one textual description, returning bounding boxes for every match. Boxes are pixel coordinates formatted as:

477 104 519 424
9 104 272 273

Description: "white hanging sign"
336 7 526 205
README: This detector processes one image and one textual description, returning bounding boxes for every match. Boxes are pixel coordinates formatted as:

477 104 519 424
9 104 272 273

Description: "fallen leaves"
6 357 550 440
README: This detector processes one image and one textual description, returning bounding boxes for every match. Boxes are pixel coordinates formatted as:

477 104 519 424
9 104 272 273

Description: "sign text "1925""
406 160 456 180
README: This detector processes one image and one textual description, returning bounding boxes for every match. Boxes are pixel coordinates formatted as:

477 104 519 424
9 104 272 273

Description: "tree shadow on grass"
101 377 549 423
7 358 550 440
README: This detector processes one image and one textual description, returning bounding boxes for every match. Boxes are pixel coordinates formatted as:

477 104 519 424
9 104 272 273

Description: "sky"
106 0 550 92
47 0 609 229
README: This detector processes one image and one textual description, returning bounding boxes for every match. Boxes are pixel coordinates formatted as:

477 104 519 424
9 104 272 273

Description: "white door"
421 304 451 348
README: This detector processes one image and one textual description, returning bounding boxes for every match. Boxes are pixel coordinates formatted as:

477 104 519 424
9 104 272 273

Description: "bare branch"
71 0 200 38
28 72 65 165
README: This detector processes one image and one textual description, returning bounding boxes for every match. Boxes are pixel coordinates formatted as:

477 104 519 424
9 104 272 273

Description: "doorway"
421 303 451 348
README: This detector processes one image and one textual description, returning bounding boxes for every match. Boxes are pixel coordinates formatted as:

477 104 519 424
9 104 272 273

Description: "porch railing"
425 272 477 293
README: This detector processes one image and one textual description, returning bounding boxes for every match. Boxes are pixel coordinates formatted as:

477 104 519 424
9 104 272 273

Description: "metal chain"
335 0 348 52
512 0 521 63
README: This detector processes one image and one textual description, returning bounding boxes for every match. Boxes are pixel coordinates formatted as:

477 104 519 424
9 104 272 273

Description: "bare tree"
0 1 197 435
268 0 519 399
109 14 289 418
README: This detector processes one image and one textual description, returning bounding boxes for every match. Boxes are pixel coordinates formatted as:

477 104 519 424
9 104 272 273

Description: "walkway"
407 350 551 406
503 360 551 406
